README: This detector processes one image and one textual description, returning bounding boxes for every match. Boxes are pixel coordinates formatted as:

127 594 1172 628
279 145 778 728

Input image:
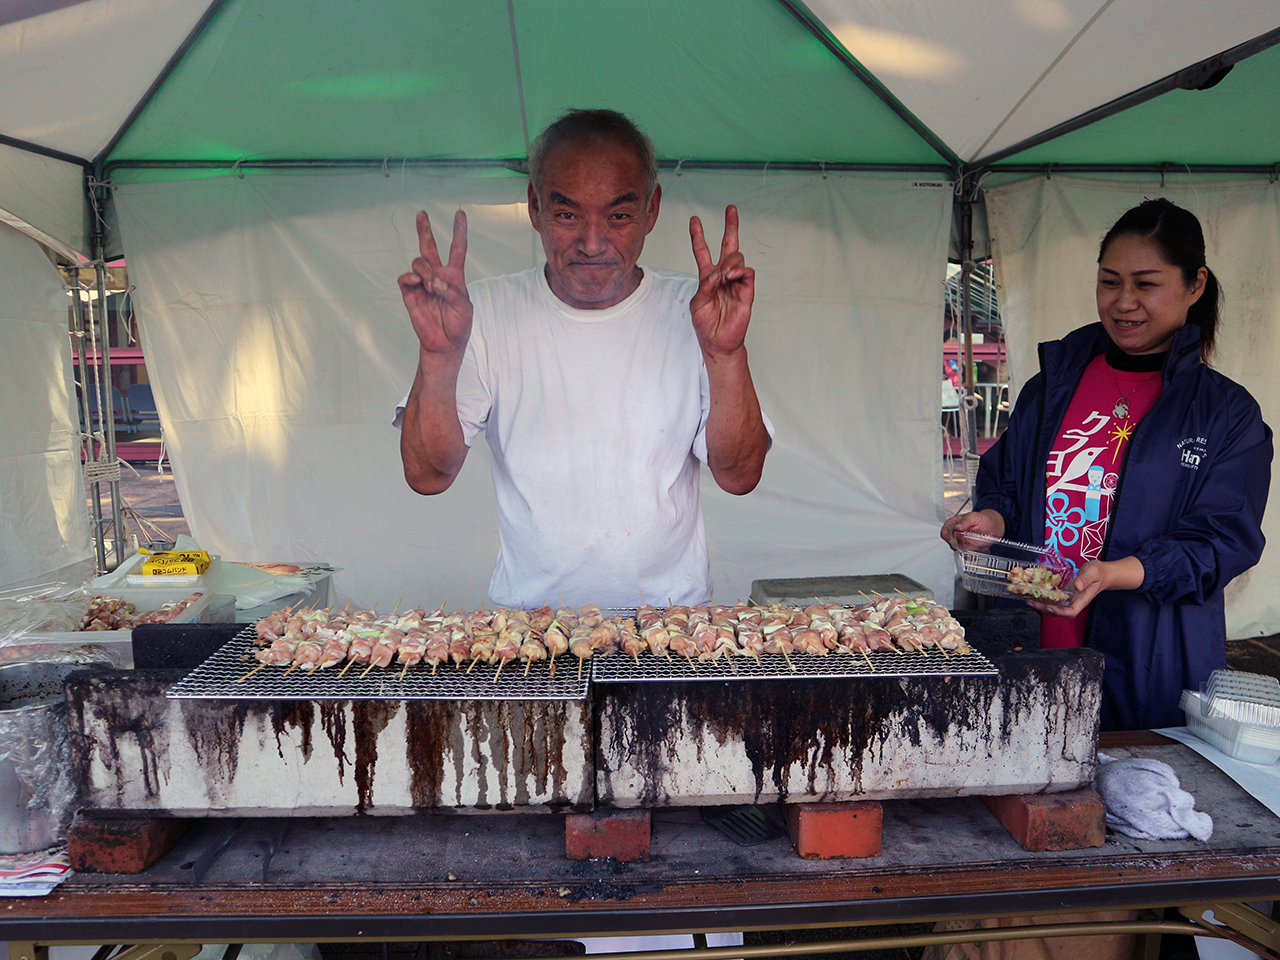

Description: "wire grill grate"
168 613 999 700
167 625 591 701
590 607 996 681
590 647 997 682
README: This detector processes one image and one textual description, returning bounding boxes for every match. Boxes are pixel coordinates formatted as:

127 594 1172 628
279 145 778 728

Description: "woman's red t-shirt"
1040 352 1163 649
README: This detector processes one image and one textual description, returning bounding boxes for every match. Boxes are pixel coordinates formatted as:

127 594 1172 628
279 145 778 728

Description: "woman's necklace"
1111 367 1161 418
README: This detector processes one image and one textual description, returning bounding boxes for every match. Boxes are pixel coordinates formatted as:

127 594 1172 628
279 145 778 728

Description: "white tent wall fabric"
113 169 953 609
0 223 93 586
986 175 1280 638
0 145 85 258
2 0 1279 629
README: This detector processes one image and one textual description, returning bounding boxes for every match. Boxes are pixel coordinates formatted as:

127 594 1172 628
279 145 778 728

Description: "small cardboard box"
139 551 212 577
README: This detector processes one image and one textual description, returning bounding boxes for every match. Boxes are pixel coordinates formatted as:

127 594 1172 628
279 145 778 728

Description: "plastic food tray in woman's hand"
952 532 1078 606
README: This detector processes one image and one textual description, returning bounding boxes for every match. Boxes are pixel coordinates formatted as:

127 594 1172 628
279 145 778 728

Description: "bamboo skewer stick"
359 662 377 679
238 661 271 682
338 658 358 680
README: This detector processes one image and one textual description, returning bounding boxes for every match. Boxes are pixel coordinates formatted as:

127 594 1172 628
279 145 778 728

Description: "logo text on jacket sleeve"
1177 436 1208 470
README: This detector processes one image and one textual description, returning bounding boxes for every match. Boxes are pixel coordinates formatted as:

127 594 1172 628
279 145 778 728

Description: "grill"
169 610 998 701
167 625 591 701
591 647 996 682
75 610 1102 814
592 606 997 681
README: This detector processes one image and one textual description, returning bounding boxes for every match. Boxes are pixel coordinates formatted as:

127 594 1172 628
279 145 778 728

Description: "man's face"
528 136 661 309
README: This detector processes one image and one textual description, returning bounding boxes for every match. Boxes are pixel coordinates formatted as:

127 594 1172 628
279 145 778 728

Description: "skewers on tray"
237 594 975 685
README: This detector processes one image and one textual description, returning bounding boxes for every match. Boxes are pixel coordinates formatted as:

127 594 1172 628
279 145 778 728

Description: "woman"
942 199 1272 731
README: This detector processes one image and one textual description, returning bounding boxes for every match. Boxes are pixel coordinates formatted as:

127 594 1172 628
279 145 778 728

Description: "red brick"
565 808 650 862
68 814 189 873
983 788 1106 852
785 801 882 859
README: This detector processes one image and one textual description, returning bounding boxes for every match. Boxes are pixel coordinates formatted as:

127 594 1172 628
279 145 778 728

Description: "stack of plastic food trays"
1179 670 1280 764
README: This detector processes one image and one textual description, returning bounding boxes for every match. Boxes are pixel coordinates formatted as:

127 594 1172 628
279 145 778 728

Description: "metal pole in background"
83 166 128 572
93 258 127 569
68 266 107 572
958 196 979 457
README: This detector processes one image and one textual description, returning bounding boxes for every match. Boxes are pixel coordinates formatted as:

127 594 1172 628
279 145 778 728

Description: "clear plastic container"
1202 669 1280 726
1180 689 1280 765
0 591 233 667
952 532 1077 606
69 587 225 630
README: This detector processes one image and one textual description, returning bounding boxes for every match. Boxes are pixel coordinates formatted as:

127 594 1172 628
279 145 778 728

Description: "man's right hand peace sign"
398 209 473 495
398 209 473 360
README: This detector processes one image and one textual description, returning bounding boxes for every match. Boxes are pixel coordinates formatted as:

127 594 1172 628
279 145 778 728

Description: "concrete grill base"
64 611 1100 818
595 616 1104 807
66 671 594 816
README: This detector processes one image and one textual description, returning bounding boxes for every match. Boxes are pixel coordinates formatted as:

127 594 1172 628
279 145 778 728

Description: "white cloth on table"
1095 752 1213 841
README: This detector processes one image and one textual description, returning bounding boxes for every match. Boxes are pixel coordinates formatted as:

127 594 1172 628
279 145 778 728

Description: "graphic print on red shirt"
1040 354 1162 648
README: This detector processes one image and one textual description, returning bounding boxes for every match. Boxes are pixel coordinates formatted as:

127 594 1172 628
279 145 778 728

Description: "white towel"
1095 753 1213 841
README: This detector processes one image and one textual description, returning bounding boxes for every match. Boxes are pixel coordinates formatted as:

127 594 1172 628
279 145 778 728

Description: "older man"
396 109 770 608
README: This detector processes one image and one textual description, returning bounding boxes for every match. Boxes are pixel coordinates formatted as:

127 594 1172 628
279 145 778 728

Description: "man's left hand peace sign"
689 205 755 357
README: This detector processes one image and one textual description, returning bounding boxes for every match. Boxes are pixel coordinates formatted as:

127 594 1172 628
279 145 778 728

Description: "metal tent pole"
93 258 128 569
68 266 107 572
958 196 979 459
82 165 128 571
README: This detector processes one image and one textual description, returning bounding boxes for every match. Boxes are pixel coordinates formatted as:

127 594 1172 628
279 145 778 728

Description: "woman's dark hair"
1098 198 1222 362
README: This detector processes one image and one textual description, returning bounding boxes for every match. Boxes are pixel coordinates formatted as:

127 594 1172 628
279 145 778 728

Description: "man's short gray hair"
528 109 658 201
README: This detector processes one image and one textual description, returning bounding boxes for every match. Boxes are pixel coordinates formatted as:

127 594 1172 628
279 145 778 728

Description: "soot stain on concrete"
270 700 315 761
352 700 397 812
319 701 349 784
596 646 1103 806
405 700 453 808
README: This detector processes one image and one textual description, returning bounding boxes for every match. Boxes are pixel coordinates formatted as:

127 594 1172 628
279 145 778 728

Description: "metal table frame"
8 738 1278 960
5 839 1278 958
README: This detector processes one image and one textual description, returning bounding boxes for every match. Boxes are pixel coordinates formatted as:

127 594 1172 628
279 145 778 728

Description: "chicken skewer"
241 596 970 679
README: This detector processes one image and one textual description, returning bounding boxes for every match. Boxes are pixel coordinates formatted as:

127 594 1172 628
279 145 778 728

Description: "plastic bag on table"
0 583 96 650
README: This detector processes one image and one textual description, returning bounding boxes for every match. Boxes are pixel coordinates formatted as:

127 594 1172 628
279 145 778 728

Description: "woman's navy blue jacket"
976 322 1272 731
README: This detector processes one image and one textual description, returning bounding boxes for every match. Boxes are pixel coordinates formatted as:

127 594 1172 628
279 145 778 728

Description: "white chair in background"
941 379 961 481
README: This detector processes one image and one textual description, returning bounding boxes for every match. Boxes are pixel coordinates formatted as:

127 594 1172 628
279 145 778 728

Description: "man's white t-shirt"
398 264 730 609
